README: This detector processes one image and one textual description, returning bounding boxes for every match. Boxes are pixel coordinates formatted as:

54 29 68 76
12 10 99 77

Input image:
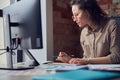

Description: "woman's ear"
84 10 91 22
85 10 90 18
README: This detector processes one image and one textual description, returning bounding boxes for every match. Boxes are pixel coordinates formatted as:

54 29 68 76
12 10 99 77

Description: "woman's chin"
78 25 84 28
78 24 87 28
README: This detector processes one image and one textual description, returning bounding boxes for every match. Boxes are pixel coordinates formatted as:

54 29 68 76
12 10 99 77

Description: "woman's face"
72 5 89 28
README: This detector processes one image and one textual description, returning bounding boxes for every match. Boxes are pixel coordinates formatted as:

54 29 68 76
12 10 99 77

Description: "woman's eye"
73 14 78 17
75 14 78 16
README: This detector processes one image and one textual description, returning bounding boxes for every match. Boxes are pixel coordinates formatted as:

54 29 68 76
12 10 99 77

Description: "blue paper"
32 69 120 80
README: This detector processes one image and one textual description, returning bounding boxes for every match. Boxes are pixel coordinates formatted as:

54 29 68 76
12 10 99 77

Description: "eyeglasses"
72 13 80 22
72 10 83 21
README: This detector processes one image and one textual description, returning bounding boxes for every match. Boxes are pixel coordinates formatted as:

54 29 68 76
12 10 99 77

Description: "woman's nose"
72 16 77 22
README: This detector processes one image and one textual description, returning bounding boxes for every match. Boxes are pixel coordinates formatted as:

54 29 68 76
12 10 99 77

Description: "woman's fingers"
56 52 71 63
69 58 75 64
56 57 66 62
56 56 70 63
59 52 67 57
69 58 81 64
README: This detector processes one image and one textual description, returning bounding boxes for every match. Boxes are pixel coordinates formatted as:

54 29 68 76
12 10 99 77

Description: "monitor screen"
3 0 43 49
1 0 42 69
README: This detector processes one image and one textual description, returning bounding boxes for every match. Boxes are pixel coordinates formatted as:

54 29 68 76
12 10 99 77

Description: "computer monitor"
3 0 43 49
1 0 42 70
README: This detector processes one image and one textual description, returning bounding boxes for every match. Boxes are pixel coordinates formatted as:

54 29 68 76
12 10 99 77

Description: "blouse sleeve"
108 20 120 64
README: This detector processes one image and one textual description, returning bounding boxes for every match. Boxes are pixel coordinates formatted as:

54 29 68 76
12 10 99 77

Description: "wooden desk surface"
0 63 120 80
0 66 55 80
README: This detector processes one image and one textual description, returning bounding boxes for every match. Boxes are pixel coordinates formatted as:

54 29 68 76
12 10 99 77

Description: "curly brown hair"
70 0 108 25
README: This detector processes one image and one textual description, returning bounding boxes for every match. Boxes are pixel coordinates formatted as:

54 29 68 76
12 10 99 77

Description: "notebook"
32 69 120 80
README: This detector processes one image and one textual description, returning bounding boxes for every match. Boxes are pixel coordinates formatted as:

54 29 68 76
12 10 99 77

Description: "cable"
0 52 7 55
0 49 7 50
0 46 16 56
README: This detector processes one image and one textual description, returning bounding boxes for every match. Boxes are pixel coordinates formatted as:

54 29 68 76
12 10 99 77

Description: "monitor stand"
0 66 35 70
0 48 40 70
0 14 40 70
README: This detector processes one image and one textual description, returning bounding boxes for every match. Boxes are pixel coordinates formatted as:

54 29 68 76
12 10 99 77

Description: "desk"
0 63 120 80
0 66 55 80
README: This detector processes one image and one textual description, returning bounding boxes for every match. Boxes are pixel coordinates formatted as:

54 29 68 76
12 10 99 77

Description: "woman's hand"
56 52 90 65
56 52 71 63
69 58 90 65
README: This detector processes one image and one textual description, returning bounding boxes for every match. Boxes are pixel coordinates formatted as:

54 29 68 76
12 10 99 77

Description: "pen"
53 55 74 58
42 61 53 64
52 56 64 58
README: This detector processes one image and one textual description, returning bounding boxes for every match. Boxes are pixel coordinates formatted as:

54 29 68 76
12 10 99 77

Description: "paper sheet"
40 63 87 71
88 64 120 71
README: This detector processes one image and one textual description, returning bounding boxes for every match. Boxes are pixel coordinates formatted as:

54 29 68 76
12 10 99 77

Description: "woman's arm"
107 20 120 64
86 56 111 64
68 56 111 65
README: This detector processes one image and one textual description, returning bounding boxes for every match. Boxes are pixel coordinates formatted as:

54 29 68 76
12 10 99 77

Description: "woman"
56 0 120 65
